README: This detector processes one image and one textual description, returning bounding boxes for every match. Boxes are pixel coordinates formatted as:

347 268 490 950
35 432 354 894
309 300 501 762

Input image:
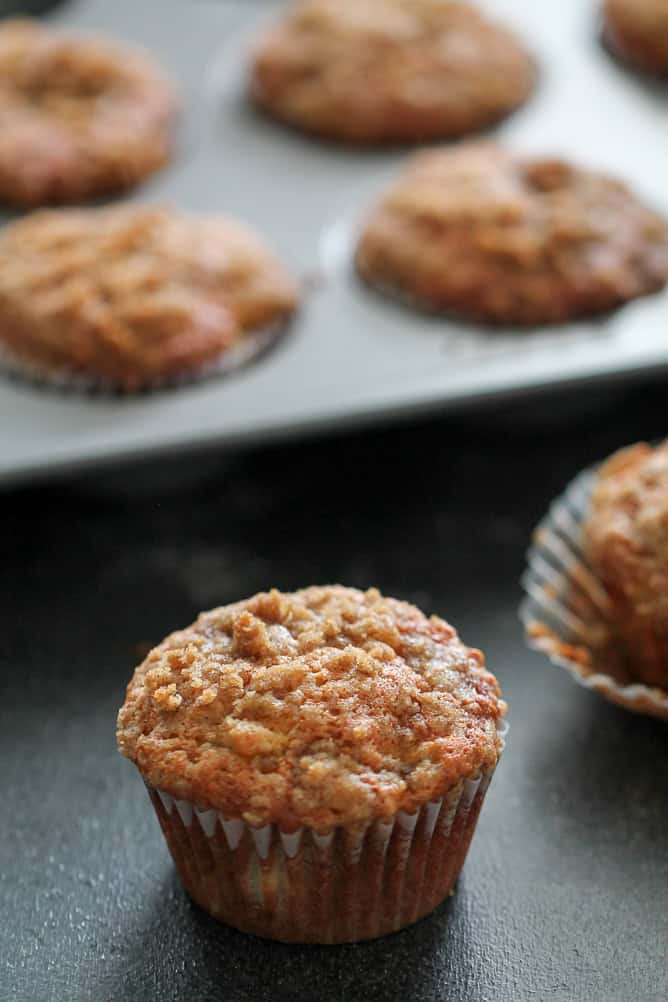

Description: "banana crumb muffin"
603 0 668 75
584 441 668 689
0 19 177 207
355 143 668 325
118 586 506 942
250 0 534 145
0 206 299 390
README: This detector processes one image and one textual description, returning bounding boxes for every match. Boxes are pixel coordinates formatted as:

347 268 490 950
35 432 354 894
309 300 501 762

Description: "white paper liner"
144 723 505 944
0 322 285 397
520 465 668 720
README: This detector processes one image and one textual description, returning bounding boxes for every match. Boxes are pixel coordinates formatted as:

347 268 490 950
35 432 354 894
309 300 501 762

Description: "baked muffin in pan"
0 18 178 207
0 205 300 391
251 0 534 144
356 143 668 325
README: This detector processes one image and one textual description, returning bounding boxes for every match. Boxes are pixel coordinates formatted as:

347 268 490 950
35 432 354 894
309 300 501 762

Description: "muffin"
0 18 177 207
250 0 534 145
603 0 668 75
0 206 299 391
117 586 506 943
355 143 668 325
584 441 668 689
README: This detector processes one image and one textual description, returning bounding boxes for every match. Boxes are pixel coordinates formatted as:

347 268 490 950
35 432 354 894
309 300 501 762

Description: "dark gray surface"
2 384 668 1002
0 2 63 13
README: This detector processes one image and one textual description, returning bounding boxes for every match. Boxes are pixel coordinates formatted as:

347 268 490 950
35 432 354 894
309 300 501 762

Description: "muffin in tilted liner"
521 440 668 720
117 586 507 943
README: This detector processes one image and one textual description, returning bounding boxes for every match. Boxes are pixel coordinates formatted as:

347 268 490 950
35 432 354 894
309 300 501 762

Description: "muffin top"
586 441 668 616
355 143 668 324
251 0 534 144
0 206 299 388
0 19 177 207
117 586 505 831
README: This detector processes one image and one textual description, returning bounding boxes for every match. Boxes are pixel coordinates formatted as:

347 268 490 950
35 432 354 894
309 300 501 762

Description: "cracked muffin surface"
0 19 177 207
251 0 534 144
355 143 668 325
585 440 668 688
0 206 299 388
117 586 505 831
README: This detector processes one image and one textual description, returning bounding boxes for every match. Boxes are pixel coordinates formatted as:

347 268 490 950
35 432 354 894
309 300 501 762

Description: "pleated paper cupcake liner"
0 322 285 398
520 465 668 721
144 724 506 945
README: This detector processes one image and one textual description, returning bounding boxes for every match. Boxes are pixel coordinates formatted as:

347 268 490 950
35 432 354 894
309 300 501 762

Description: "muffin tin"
1 0 667 486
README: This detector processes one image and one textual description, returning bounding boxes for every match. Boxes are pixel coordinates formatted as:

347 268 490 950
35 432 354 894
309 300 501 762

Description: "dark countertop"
2 382 667 1002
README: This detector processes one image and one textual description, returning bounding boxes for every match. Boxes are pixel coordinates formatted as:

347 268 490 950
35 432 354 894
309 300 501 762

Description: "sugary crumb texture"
355 143 668 325
0 206 299 388
118 586 505 831
0 19 177 206
585 440 668 688
251 0 534 143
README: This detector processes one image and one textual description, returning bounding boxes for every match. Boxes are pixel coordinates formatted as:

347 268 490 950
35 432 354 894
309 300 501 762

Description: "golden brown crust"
0 19 177 207
0 206 299 388
355 143 668 325
251 0 534 144
585 440 668 687
604 0 668 75
117 586 505 830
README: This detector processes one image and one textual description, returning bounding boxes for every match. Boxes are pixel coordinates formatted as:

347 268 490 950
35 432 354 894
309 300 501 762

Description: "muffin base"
0 323 285 396
146 763 498 944
520 465 668 720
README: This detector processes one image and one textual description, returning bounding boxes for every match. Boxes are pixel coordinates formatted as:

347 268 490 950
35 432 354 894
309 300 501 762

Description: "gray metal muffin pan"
1 0 667 486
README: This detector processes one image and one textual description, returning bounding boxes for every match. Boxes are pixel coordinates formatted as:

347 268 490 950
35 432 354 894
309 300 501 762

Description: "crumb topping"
117 586 505 830
355 143 668 324
0 206 299 387
586 441 668 619
583 440 668 687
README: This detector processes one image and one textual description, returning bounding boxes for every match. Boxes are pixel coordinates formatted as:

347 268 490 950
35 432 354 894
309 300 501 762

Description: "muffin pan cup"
142 727 506 944
520 465 668 720
2 0 668 486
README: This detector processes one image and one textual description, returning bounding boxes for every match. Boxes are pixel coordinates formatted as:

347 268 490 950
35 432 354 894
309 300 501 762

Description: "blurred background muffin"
0 18 177 206
0 205 300 390
355 143 668 325
603 0 668 75
251 0 534 144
